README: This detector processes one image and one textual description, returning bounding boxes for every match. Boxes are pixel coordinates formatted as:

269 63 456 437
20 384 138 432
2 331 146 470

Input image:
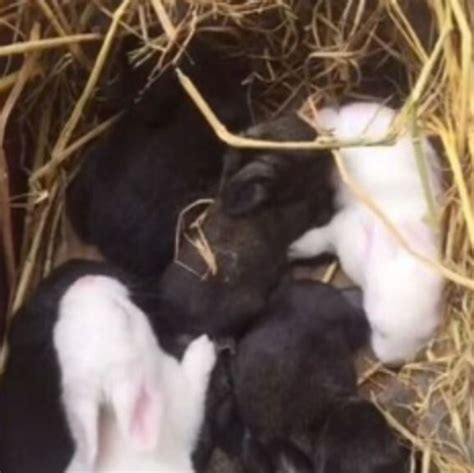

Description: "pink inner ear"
129 383 161 451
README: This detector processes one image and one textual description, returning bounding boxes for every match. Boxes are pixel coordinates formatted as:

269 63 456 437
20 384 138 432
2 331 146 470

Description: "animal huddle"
0 41 443 473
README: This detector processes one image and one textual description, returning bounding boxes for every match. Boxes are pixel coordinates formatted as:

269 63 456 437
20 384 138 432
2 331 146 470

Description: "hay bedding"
0 1 473 472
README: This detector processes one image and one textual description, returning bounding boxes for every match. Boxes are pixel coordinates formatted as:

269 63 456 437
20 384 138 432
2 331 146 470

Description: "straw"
0 33 101 57
0 1 472 471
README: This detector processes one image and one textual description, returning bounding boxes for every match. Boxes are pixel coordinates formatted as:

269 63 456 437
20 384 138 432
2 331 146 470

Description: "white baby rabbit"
289 102 443 365
54 275 216 472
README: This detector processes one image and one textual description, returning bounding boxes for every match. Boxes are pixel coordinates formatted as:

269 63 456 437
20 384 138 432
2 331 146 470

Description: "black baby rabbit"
212 279 408 473
66 39 253 278
228 279 369 472
153 115 334 337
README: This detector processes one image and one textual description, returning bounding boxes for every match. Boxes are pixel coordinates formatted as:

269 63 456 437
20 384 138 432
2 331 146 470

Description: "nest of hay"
0 1 472 471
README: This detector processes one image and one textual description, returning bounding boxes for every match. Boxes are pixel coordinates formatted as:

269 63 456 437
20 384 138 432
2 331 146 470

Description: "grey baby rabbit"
153 115 334 338
220 279 409 473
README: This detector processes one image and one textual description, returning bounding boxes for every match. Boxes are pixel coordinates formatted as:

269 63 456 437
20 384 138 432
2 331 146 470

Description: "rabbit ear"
110 367 162 452
221 159 278 215
219 148 244 192
101 296 163 451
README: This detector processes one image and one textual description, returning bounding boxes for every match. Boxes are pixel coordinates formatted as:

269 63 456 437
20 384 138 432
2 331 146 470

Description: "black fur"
339 286 364 313
271 440 314 473
152 115 334 337
192 349 243 472
241 431 274 473
66 40 253 278
313 398 410 473
227 279 370 472
220 115 333 218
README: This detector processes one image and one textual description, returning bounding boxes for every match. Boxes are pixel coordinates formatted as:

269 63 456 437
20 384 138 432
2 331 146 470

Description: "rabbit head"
153 115 335 338
220 114 334 225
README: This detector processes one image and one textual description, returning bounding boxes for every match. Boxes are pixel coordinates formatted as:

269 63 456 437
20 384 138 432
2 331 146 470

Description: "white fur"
289 102 444 365
54 275 216 472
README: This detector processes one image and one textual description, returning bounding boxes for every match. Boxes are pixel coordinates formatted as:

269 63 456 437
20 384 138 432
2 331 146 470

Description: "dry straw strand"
449 0 472 156
438 126 474 249
408 107 439 229
176 67 400 150
0 64 42 93
397 14 452 124
175 65 473 289
1 1 473 471
58 113 122 163
0 22 40 301
31 0 132 183
12 182 59 314
150 0 177 40
333 148 474 289
36 0 91 68
0 33 101 57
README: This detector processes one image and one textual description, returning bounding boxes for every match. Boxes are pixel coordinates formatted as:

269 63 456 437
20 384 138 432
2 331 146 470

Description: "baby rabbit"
66 39 253 278
54 274 216 472
227 279 371 472
152 115 334 337
289 102 444 365
0 260 130 473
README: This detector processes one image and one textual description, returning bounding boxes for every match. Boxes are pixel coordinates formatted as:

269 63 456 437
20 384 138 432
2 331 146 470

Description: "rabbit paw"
287 226 333 261
287 241 309 260
287 239 318 260
182 335 217 379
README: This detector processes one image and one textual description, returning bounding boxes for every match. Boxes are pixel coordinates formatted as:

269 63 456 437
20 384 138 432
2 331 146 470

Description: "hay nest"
0 1 472 472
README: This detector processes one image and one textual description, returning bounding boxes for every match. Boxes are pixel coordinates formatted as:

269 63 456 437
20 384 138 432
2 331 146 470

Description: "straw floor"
0 1 472 472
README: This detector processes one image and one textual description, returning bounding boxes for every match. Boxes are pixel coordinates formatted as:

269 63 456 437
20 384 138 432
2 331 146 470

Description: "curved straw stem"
175 65 473 290
30 0 132 183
